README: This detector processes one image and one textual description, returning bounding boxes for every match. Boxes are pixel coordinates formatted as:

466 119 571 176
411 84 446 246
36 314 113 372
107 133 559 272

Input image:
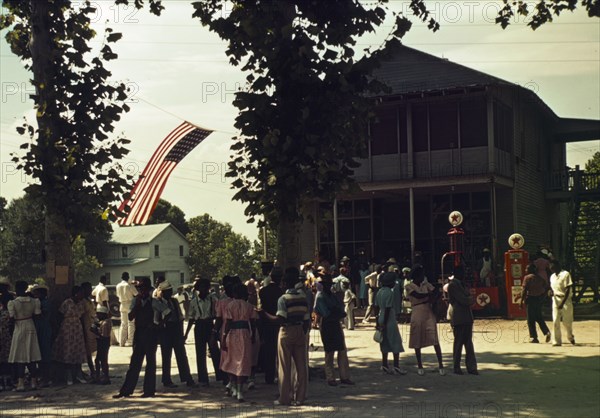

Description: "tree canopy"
186 214 258 281
146 199 190 235
192 0 598 266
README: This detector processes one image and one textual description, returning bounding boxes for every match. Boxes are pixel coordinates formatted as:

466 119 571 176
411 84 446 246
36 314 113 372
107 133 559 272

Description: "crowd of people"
0 250 576 406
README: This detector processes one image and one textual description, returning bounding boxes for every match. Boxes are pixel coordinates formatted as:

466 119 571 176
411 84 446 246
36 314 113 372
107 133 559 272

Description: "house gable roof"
373 44 513 96
110 223 186 245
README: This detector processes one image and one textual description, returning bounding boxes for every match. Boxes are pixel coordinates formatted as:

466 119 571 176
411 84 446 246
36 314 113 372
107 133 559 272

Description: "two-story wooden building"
95 223 191 286
297 45 600 279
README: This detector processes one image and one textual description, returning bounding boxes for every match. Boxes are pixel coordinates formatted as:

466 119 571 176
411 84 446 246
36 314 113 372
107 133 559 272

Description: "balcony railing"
546 167 600 193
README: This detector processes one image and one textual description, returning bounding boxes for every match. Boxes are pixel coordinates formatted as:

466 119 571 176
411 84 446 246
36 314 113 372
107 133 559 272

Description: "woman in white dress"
405 266 445 376
8 280 42 391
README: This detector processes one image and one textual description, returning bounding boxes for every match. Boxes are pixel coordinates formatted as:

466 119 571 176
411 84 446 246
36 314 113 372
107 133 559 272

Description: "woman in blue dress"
375 272 406 375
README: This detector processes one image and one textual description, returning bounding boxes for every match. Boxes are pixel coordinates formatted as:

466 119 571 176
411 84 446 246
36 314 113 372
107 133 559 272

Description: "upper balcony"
545 167 600 202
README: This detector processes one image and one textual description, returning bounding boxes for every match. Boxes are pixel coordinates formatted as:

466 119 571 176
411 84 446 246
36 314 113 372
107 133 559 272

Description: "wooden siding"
513 102 551 253
495 187 514 253
97 226 190 285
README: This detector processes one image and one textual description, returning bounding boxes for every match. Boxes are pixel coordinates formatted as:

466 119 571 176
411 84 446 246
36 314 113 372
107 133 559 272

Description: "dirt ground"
1 316 598 418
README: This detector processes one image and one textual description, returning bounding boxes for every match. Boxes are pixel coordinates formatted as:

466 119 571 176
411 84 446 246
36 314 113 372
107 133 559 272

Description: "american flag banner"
118 121 212 226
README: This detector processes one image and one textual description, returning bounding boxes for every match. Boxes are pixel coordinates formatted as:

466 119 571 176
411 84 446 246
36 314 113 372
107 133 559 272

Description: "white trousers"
119 306 135 346
552 301 574 345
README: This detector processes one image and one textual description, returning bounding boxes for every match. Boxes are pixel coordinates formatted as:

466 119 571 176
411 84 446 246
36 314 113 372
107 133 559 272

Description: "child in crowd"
93 306 112 384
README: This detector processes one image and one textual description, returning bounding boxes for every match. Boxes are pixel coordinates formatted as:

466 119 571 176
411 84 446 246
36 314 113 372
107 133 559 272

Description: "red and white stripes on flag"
117 121 212 226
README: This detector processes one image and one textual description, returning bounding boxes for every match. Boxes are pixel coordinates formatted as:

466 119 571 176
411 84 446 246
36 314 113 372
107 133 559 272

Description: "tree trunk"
45 210 73 310
276 215 302 269
29 1 73 308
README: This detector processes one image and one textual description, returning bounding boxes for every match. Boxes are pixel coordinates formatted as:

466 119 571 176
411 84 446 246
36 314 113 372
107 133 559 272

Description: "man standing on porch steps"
116 272 137 346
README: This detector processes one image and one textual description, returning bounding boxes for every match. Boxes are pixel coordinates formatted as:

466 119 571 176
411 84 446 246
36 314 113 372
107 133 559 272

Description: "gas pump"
441 211 464 276
504 233 528 319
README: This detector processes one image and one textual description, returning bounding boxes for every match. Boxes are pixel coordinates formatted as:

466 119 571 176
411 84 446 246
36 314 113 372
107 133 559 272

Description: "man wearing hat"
447 265 478 375
114 277 158 398
314 273 354 386
258 267 284 385
116 272 137 347
153 279 197 389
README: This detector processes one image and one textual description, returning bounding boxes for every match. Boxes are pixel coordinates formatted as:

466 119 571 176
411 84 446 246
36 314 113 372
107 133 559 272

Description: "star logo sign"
448 211 463 226
508 233 525 249
477 293 490 307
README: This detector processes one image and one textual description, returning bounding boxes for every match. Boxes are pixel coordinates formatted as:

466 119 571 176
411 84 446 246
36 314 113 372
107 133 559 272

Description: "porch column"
491 183 498 260
409 187 415 261
407 103 414 178
487 94 495 173
333 198 339 264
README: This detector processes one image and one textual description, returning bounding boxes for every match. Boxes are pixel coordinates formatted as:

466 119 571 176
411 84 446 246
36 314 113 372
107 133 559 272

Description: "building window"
412 103 429 152
121 246 128 258
371 106 398 155
460 97 488 148
494 101 514 153
180 272 185 284
319 199 371 261
179 245 184 257
429 102 458 151
154 245 160 257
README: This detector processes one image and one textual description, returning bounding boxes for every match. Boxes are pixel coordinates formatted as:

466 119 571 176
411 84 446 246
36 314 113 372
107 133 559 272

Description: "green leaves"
106 32 123 43
3 1 135 241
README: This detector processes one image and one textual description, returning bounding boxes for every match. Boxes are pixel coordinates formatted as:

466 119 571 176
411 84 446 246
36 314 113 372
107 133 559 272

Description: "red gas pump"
441 211 464 275
504 233 529 319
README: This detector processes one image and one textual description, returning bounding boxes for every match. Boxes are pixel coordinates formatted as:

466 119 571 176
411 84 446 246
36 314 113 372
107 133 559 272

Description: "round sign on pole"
448 211 463 227
508 233 525 250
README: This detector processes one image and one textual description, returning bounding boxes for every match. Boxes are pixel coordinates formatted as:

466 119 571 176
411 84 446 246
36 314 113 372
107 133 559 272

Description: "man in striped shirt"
259 267 309 406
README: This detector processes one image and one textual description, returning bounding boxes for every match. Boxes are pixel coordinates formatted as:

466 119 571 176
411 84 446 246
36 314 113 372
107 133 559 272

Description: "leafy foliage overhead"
146 199 190 235
0 0 163 240
192 0 432 227
496 0 599 29
186 214 258 281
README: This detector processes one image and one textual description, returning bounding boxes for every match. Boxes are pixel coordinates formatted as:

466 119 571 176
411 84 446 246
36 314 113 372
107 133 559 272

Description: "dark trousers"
119 329 158 396
526 295 550 339
452 323 477 373
95 337 110 377
160 321 193 384
194 320 223 383
259 323 279 384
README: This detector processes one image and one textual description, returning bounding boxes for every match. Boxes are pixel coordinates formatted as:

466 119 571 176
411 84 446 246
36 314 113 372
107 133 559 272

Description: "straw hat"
158 281 173 291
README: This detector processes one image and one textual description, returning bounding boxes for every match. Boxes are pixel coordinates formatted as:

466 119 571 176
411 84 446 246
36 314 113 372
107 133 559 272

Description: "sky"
1 1 599 240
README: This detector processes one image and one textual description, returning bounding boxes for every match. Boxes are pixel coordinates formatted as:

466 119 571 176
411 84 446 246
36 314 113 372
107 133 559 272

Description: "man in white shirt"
116 272 138 347
549 260 575 346
92 275 110 311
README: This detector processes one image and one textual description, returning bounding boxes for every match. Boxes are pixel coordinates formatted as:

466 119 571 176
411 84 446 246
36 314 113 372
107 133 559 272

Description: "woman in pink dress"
221 284 257 402
53 286 87 385
215 276 238 392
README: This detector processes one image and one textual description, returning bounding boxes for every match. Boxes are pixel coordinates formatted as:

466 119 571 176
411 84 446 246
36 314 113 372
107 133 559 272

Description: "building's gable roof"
110 223 186 245
373 44 513 96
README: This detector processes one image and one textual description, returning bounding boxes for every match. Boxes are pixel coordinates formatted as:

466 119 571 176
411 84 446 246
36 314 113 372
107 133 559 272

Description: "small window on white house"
154 245 160 257
180 272 185 284
179 245 184 257
122 246 128 258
